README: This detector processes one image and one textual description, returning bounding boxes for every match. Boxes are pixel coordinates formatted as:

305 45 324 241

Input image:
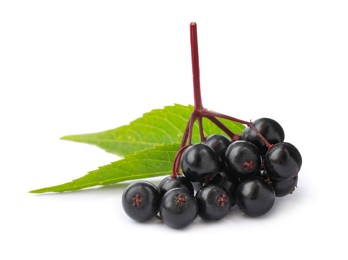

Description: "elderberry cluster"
122 118 302 229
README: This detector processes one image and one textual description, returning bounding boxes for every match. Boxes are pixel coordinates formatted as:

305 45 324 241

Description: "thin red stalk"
172 145 190 178
198 117 205 141
172 151 180 177
180 120 190 148
208 111 272 146
249 123 273 149
174 147 185 176
187 113 197 145
190 22 203 110
205 115 236 139
207 110 250 125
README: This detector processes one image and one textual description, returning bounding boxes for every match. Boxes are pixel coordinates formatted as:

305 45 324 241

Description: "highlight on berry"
121 22 302 229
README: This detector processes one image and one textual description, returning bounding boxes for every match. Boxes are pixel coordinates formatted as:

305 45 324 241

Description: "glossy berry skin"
225 140 261 179
236 177 275 217
204 134 231 166
160 188 198 229
196 184 231 220
271 176 298 197
264 142 302 180
209 171 238 206
181 143 221 183
241 118 285 155
158 175 194 196
122 181 160 222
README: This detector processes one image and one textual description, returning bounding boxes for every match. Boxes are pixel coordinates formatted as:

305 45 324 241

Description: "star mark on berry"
175 193 188 206
243 160 254 170
132 193 144 207
216 193 229 207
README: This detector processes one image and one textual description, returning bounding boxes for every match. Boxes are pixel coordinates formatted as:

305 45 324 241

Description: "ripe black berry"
241 118 285 155
181 143 221 183
158 175 194 196
236 177 275 217
196 184 231 220
264 142 302 180
160 188 198 229
225 140 261 179
209 171 239 206
271 176 298 197
122 181 160 222
204 134 231 166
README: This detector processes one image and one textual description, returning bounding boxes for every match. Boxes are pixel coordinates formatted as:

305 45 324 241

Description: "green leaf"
30 144 179 193
61 104 245 156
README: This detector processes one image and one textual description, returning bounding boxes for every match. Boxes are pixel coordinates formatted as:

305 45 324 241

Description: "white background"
1 0 348 259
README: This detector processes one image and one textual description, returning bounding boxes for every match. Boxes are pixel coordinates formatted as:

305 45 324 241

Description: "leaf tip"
60 135 74 141
29 188 44 194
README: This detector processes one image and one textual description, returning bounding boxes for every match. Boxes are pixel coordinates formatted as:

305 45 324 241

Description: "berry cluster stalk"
172 22 273 178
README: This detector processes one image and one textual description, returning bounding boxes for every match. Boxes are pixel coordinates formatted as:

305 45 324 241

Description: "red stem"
207 110 250 125
249 123 274 149
180 120 190 148
172 145 190 178
190 22 203 110
186 113 197 145
198 117 205 141
205 115 236 140
209 110 272 148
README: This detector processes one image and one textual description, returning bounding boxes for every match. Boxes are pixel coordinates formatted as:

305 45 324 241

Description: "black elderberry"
196 184 231 220
225 140 261 179
122 181 160 222
160 188 198 229
264 142 302 180
236 177 275 217
181 143 221 183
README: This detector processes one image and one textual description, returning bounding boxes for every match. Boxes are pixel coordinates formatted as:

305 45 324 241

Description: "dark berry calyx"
132 193 144 207
175 193 188 206
216 193 229 207
242 160 254 170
